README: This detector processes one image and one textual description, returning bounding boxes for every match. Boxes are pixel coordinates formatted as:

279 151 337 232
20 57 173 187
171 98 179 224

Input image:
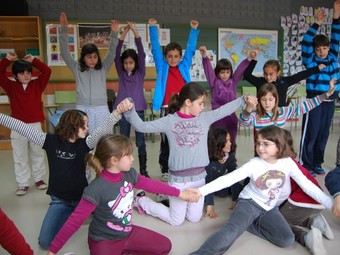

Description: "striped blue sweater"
302 19 340 99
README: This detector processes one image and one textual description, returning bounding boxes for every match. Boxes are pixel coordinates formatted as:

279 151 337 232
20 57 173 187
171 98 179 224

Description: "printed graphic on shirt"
56 149 76 159
172 120 204 147
107 181 133 232
255 170 286 206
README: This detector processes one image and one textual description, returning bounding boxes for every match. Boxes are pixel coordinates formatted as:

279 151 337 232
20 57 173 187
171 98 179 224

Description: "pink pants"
88 225 171 255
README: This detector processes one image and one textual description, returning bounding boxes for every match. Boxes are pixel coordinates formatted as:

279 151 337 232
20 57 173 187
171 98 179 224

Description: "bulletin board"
43 21 157 82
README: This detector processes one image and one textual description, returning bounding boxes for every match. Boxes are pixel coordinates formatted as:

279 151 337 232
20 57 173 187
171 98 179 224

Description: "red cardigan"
289 158 323 208
0 57 51 123
0 208 34 255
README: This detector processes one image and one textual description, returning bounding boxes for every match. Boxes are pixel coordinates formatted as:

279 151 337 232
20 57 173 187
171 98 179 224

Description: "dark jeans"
119 111 146 156
38 195 79 250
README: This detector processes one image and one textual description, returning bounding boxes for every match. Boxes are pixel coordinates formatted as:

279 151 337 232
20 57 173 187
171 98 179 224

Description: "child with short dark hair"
47 134 195 255
113 21 149 177
0 52 51 196
148 18 200 182
299 2 340 175
205 127 243 218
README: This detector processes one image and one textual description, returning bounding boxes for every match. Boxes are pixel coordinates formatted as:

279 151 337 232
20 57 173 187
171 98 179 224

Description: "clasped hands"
179 188 202 202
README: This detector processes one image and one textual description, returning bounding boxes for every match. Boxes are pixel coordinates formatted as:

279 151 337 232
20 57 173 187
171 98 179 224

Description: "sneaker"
305 227 327 255
16 186 29 196
133 190 146 214
161 173 169 182
313 166 326 175
311 214 334 240
309 170 317 177
35 180 48 190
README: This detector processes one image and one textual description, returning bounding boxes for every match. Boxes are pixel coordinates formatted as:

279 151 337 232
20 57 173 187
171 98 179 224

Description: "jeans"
189 199 294 255
119 111 146 156
38 195 79 250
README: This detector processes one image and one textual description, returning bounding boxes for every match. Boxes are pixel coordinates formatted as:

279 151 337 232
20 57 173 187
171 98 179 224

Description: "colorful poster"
46 24 78 66
218 28 278 76
189 49 217 82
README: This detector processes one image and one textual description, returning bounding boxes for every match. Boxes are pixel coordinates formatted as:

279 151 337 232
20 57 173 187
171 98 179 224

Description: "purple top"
113 37 147 111
202 57 250 109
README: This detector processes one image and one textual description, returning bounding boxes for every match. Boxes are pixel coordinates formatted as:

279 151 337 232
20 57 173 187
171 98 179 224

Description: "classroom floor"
0 121 339 255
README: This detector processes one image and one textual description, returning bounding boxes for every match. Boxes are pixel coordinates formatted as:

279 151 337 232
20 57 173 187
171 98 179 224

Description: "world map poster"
218 28 278 76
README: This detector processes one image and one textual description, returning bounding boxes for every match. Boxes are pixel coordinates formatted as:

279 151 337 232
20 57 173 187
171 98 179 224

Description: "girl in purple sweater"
113 22 149 178
199 46 256 141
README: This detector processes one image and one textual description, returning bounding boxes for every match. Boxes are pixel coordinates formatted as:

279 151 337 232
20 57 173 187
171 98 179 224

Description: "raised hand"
199 46 207 58
120 24 130 40
22 54 34 63
111 20 119 33
190 20 199 29
128 22 139 38
6 52 17 61
315 8 327 25
60 12 68 27
248 49 259 60
148 18 157 25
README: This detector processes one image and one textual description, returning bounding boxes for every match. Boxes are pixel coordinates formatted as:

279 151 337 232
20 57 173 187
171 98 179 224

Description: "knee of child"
38 238 51 250
276 233 294 248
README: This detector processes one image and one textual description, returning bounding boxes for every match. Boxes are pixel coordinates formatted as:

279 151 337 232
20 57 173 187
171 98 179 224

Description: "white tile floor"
0 123 339 255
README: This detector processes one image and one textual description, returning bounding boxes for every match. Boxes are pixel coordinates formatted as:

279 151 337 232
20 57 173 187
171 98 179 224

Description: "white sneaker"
161 173 169 182
305 227 327 255
311 214 334 240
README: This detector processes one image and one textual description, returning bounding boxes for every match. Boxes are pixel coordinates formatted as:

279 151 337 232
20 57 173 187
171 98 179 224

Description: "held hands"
111 20 119 33
315 8 327 25
318 64 326 70
244 95 258 113
179 189 200 202
199 46 207 58
326 78 336 97
115 98 133 115
190 20 199 29
205 205 219 219
148 18 157 25
60 12 68 27
6 52 17 61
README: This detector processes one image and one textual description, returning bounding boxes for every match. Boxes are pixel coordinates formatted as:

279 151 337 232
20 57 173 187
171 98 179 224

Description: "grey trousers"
189 198 294 255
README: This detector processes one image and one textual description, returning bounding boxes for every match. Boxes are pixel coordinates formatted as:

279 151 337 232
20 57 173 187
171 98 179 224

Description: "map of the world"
218 28 278 75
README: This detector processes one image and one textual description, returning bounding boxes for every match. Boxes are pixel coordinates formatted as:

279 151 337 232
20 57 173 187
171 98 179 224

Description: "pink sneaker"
133 190 146 214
